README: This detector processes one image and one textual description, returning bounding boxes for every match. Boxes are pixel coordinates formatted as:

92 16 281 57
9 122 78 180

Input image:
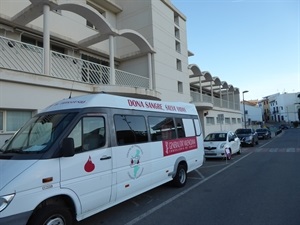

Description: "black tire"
27 204 73 225
251 140 255 147
237 145 242 155
172 164 187 188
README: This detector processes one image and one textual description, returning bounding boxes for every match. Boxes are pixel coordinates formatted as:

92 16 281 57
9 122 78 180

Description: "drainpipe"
43 4 50 75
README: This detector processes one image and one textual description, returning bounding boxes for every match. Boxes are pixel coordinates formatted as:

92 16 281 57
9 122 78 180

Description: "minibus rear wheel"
172 164 187 188
27 204 73 225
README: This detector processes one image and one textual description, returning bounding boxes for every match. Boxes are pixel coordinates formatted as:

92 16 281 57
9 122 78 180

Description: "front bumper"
240 138 253 145
204 149 226 158
0 210 32 225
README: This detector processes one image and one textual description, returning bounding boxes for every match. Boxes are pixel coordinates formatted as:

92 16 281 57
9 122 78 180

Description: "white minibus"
0 93 204 225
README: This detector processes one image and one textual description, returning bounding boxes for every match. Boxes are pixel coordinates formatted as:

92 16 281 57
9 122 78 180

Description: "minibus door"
60 115 112 213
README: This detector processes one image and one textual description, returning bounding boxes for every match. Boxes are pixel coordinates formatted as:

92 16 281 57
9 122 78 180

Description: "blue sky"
171 0 300 100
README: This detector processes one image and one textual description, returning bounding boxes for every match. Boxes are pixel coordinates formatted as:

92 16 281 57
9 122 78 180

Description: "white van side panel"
60 148 112 214
111 138 203 203
0 160 62 217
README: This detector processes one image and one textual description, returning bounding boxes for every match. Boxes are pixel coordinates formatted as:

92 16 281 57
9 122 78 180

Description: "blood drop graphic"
84 156 95 172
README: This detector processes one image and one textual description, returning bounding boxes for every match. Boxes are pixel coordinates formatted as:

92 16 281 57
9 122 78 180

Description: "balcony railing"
0 36 149 88
1 36 239 110
191 91 240 111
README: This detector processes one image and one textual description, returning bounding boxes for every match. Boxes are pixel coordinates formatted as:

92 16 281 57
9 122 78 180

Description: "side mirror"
61 137 75 157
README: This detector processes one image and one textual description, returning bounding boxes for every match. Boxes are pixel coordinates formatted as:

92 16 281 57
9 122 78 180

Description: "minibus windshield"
0 113 76 154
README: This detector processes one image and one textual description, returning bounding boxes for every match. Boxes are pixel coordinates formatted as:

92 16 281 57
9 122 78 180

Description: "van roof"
42 93 198 115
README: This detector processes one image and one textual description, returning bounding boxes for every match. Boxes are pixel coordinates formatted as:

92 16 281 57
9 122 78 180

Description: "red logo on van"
84 156 95 172
163 137 197 156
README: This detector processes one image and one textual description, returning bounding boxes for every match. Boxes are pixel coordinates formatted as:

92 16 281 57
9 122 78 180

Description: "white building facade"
0 0 242 145
240 103 263 128
264 92 300 123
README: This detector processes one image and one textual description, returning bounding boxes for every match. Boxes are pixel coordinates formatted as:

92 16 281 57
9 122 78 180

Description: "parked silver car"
235 128 258 147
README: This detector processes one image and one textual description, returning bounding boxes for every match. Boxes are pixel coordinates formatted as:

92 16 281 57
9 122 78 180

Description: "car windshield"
236 129 251 134
0 112 76 154
204 133 227 142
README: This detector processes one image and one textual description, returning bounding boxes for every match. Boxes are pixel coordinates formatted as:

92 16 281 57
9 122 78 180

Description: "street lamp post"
243 90 249 128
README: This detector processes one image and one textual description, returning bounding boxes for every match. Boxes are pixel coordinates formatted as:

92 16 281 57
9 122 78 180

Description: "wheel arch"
29 194 77 223
169 156 187 178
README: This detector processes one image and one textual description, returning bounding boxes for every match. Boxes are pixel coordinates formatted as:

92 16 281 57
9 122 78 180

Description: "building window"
175 40 181 53
174 13 179 26
51 44 65 54
176 59 182 71
175 27 180 39
178 81 183 93
0 110 33 132
225 117 230 124
206 117 215 125
237 118 241 124
21 35 43 47
232 118 237 124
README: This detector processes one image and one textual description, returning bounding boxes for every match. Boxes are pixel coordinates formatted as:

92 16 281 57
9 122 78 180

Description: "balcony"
0 36 156 98
190 91 240 111
1 36 240 110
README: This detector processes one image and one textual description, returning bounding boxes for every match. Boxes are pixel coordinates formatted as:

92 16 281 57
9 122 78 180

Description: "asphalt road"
78 128 300 225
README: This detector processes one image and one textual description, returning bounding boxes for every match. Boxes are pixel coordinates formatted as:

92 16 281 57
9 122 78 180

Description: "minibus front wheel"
172 164 187 188
27 204 73 225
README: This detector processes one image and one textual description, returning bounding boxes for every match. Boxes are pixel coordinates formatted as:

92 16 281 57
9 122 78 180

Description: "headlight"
0 194 15 212
220 143 226 148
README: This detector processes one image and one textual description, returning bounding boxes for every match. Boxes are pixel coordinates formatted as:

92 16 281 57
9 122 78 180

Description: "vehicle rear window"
236 129 251 134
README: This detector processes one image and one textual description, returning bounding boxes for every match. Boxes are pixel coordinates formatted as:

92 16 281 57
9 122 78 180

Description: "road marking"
124 152 253 225
193 168 205 179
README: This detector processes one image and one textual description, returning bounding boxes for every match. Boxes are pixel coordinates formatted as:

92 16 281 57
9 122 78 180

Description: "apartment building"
0 0 242 145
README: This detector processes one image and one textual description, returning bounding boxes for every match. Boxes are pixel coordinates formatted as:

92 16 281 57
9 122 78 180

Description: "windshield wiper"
2 148 23 154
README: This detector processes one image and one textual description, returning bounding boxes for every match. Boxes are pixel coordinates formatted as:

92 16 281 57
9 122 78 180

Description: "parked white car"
204 131 241 160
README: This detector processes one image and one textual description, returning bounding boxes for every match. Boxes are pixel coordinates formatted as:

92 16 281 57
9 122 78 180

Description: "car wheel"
251 140 255 147
27 204 73 225
237 145 242 155
172 164 187 188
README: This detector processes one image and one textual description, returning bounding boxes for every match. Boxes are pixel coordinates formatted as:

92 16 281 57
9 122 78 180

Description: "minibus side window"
148 117 175 141
175 118 186 138
182 118 196 137
193 119 202 136
68 116 106 152
114 115 148 146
